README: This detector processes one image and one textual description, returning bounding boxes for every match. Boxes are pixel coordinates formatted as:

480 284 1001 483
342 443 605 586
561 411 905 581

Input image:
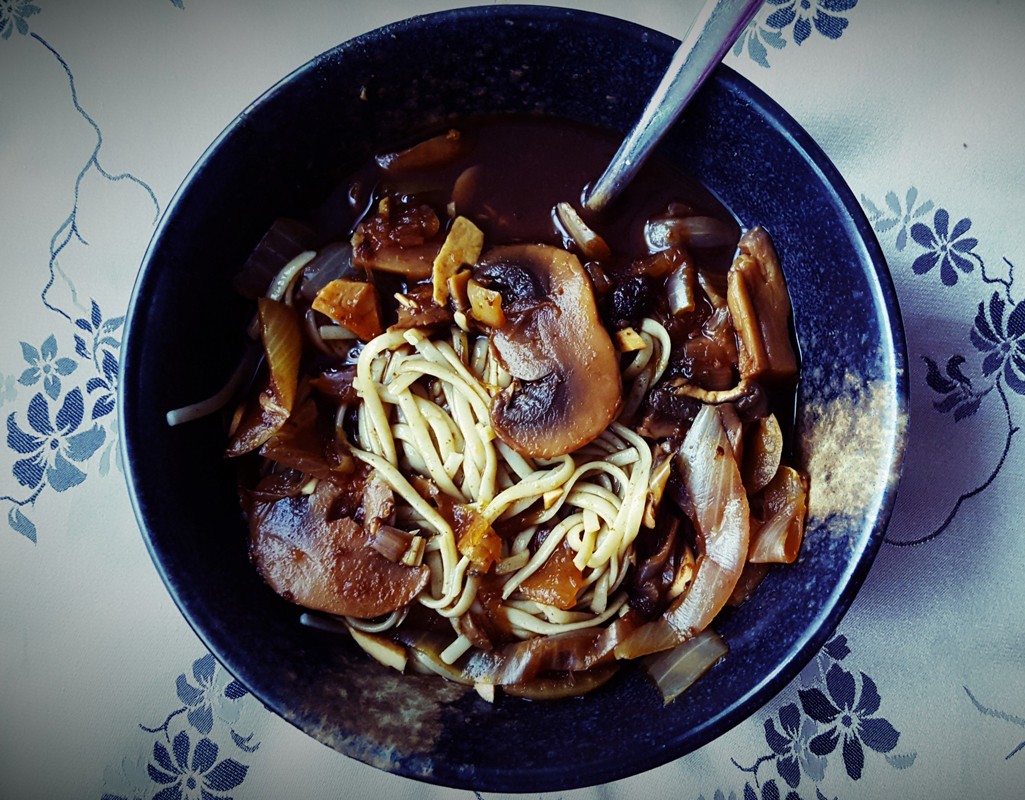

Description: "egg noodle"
340 318 669 663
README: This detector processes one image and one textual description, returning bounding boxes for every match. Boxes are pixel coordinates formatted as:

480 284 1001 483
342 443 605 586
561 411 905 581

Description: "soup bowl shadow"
120 4 908 793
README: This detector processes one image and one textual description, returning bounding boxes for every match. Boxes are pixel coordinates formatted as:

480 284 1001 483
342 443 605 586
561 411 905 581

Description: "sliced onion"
749 513 797 563
225 298 302 455
678 405 750 578
725 227 798 382
645 215 737 252
259 297 302 416
249 466 308 501
399 630 475 684
266 250 316 303
482 628 601 685
644 628 728 704
232 217 316 299
319 325 358 341
375 129 468 173
298 242 355 302
642 446 673 528
345 623 408 672
666 260 697 315
451 165 480 211
616 404 749 659
259 398 334 478
502 664 618 700
749 466 807 564
727 560 770 607
554 201 611 260
299 611 349 634
718 402 744 463
372 525 414 563
742 413 783 494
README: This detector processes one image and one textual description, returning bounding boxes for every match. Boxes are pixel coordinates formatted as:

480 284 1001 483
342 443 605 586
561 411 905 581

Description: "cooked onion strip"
644 628 728 704
267 250 316 302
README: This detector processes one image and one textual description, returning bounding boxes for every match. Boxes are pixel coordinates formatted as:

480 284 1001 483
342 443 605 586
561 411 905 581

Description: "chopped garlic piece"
615 326 647 352
543 488 563 510
432 216 484 304
474 683 496 703
448 269 472 311
467 279 505 327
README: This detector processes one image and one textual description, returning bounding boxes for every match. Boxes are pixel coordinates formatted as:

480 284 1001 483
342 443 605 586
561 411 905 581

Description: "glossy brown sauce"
337 115 739 272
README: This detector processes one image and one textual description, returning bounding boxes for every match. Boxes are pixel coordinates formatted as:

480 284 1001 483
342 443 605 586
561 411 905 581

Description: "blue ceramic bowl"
120 5 908 792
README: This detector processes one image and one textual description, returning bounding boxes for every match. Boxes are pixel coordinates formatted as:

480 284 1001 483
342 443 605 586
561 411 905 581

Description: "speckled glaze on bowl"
119 5 908 793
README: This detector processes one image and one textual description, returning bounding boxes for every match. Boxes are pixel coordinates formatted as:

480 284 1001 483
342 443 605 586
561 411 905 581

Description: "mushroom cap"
246 480 429 618
474 243 622 458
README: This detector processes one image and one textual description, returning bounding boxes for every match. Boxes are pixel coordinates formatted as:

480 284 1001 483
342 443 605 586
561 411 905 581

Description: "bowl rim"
119 3 909 792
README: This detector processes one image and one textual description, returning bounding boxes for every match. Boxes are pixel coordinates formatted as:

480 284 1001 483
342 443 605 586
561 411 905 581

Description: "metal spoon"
582 0 764 213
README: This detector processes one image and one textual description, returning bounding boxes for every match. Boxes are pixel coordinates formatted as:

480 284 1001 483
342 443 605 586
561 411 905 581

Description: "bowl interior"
120 5 908 792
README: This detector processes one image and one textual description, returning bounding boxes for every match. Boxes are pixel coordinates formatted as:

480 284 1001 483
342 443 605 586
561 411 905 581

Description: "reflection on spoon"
583 0 764 213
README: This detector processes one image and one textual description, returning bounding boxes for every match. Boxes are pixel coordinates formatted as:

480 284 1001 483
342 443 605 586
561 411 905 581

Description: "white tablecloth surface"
2 1 1023 798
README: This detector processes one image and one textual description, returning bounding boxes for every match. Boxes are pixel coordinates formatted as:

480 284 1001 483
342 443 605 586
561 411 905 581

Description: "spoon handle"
583 0 763 213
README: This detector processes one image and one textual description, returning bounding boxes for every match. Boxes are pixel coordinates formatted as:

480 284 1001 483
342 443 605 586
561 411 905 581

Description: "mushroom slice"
473 244 622 458
246 480 430 619
644 213 738 252
727 227 798 382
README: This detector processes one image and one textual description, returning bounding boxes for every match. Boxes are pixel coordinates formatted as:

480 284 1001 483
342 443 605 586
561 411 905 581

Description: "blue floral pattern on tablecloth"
102 654 261 800
0 0 40 39
734 0 858 68
693 636 914 800
863 188 1023 546
0 2 156 542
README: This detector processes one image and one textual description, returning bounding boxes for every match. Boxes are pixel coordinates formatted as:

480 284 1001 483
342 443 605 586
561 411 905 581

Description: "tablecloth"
2 1 1023 798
